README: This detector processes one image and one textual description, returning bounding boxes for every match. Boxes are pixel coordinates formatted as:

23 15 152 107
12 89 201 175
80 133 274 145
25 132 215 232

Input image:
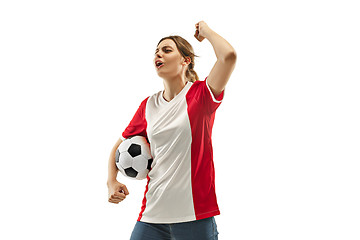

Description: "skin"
154 39 191 102
195 21 237 97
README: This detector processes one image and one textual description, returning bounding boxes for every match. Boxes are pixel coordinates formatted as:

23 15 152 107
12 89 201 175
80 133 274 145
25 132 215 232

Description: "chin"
156 72 165 78
155 68 180 80
156 70 169 78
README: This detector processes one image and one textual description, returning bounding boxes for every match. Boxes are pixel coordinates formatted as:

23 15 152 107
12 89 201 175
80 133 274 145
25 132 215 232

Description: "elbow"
223 51 237 62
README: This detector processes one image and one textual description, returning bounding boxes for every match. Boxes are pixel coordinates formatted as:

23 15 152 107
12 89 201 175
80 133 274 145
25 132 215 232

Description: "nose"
154 53 163 65
155 52 162 58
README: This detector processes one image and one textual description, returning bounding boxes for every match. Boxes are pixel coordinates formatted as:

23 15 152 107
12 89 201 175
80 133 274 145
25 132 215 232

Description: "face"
154 39 190 78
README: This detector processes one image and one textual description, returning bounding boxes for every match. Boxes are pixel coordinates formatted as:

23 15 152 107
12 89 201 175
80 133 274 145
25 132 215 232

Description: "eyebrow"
155 45 173 53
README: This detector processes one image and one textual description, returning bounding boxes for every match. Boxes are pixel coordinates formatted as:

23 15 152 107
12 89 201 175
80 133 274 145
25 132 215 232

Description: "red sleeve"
121 97 149 140
192 77 224 114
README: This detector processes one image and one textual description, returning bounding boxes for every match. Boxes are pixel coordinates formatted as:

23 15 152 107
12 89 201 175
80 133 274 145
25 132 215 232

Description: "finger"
110 195 123 201
109 196 125 202
194 31 203 42
115 192 126 198
121 185 130 195
194 33 200 41
112 193 126 200
108 198 120 204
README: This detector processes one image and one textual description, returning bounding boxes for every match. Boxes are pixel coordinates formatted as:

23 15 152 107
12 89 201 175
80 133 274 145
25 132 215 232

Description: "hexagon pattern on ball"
128 144 141 157
115 136 153 180
124 167 138 178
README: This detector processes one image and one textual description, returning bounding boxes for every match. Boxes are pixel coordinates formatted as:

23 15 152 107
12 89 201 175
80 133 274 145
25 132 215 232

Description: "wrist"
203 27 216 40
107 178 118 186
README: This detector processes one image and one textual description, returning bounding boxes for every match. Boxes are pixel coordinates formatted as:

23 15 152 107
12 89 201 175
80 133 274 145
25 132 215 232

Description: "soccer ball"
115 136 153 180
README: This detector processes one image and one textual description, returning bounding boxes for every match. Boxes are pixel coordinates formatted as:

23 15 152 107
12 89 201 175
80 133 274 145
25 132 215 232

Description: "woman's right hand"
107 180 129 204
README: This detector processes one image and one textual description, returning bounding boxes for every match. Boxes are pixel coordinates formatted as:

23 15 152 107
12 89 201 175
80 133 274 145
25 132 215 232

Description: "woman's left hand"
194 21 212 42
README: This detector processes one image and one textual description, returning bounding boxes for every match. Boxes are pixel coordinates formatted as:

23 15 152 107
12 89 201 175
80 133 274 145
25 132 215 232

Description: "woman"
107 21 236 240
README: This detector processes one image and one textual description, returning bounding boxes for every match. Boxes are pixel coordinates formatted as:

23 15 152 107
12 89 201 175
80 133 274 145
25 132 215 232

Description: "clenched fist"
107 180 129 204
194 21 212 42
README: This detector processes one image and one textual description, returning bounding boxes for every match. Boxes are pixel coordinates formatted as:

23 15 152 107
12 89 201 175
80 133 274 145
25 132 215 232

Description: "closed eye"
155 46 173 55
155 50 171 54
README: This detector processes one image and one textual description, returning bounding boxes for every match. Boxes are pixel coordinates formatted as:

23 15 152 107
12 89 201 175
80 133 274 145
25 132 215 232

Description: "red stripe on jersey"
186 80 223 220
137 175 150 221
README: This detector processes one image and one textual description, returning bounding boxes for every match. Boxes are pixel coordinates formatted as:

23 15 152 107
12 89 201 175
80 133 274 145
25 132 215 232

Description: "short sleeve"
191 77 225 114
121 97 149 141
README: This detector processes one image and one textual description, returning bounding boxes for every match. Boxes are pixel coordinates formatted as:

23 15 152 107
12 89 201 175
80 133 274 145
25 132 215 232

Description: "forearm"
107 150 118 184
107 138 123 184
204 28 236 61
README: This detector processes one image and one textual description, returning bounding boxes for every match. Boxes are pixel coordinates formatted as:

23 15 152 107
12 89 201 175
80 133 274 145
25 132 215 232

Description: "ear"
182 56 191 66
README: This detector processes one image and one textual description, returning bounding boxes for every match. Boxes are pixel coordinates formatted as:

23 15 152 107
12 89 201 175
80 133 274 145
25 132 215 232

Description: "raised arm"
195 21 237 97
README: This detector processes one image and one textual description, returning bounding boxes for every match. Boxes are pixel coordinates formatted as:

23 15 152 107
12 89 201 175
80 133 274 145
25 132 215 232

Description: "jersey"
121 77 224 224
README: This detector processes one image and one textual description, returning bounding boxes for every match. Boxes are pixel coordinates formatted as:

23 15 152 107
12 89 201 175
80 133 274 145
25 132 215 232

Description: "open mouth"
156 61 164 68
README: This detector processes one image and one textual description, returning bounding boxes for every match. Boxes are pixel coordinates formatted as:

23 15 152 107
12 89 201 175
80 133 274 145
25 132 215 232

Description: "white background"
1 0 359 239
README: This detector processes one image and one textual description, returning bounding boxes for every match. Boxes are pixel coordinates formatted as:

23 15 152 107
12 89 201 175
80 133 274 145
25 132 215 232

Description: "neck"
162 75 188 102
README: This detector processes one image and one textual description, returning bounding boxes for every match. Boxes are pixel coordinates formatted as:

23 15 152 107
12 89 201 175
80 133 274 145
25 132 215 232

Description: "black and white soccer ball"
115 136 153 180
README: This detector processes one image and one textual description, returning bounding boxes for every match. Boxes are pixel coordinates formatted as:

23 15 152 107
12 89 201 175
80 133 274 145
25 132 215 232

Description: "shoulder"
186 77 224 113
187 78 210 97
139 96 150 107
146 90 162 104
190 79 205 88
140 88 162 105
187 79 205 94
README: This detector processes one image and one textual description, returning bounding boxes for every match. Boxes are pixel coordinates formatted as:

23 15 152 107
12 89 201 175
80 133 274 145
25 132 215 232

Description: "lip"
156 64 164 69
155 60 164 69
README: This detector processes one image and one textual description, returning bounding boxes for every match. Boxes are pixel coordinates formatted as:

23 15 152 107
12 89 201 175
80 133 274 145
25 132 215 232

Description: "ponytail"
186 62 199 83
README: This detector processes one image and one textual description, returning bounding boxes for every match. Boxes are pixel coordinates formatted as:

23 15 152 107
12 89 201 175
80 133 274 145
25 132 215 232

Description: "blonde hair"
157 35 199 82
